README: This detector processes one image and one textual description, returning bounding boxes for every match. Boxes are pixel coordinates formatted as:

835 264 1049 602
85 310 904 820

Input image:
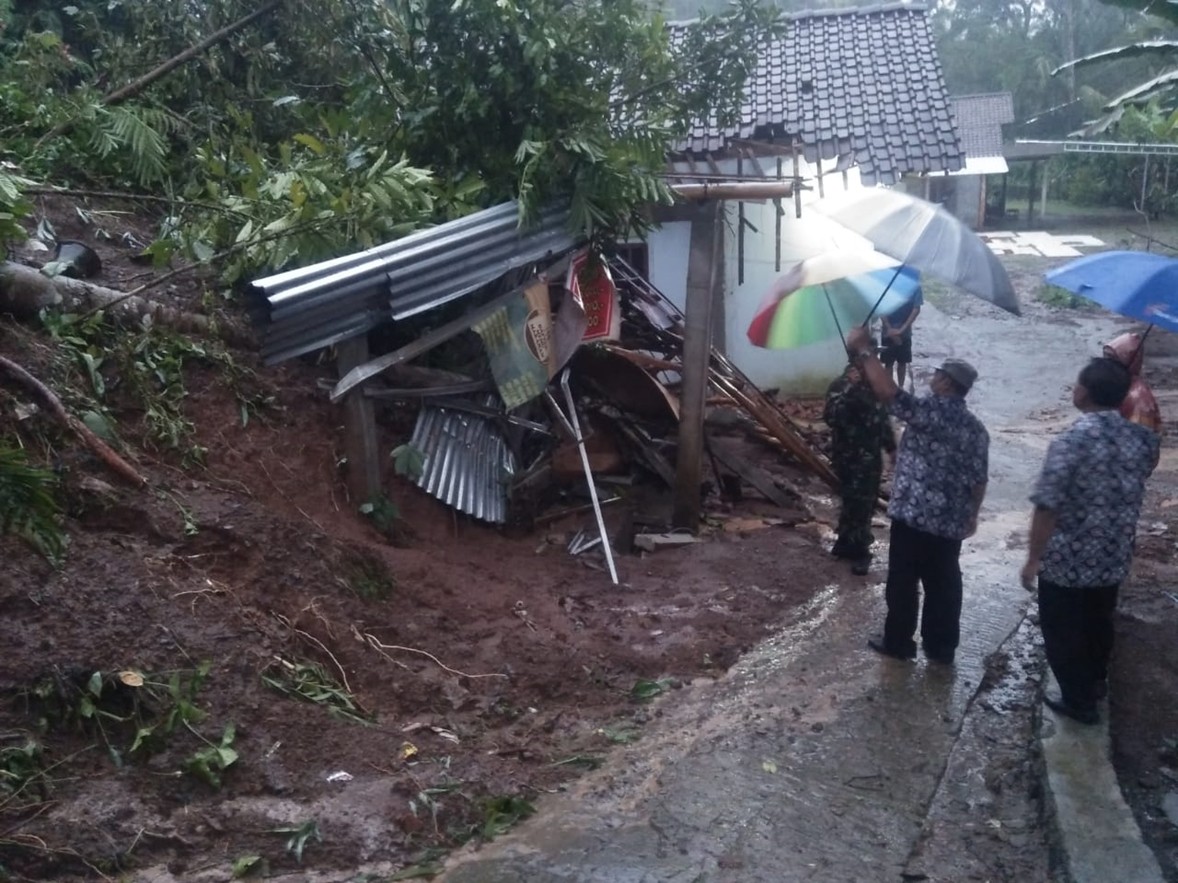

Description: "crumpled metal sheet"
408 403 517 524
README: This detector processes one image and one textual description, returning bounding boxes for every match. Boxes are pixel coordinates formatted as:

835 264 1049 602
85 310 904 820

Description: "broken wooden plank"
706 436 797 509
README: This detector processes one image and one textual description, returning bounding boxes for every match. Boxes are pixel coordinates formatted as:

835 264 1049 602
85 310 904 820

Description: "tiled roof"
951 93 1015 159
671 3 964 186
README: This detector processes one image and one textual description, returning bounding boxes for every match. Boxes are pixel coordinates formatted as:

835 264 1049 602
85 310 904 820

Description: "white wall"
647 170 880 395
646 220 691 313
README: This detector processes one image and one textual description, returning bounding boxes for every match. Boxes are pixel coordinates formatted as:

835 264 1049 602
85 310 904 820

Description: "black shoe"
850 558 871 576
1043 691 1099 725
831 544 853 560
867 634 916 660
922 643 955 665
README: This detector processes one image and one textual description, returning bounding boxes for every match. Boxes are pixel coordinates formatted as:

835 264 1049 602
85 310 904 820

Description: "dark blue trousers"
883 519 963 658
1038 577 1119 713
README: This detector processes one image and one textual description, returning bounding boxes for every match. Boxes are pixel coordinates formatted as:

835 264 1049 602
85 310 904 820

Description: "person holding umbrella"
1103 331 1162 434
1020 356 1160 724
879 288 923 389
843 326 988 663
823 352 896 576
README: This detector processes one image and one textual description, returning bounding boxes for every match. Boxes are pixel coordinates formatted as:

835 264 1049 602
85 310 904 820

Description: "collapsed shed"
247 200 837 571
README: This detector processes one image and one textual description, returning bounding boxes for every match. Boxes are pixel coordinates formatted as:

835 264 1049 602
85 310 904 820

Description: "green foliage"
630 677 673 702
0 737 45 807
391 443 425 481
0 163 33 256
1036 284 1100 309
181 134 436 283
478 795 535 841
1 0 784 279
40 308 252 463
231 855 267 879
359 493 399 535
182 722 238 789
24 664 214 771
343 553 396 601
270 819 320 864
261 656 371 724
0 444 64 563
128 663 212 756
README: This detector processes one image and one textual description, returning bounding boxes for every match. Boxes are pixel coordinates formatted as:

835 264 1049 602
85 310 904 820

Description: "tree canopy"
0 0 780 283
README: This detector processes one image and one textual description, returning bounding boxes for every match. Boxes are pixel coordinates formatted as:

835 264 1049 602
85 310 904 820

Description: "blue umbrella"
1044 250 1178 333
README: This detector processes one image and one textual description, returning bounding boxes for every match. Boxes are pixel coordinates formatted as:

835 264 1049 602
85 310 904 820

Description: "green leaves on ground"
270 819 320 863
630 678 673 702
479 795 535 841
183 723 239 788
261 656 371 724
0 443 64 563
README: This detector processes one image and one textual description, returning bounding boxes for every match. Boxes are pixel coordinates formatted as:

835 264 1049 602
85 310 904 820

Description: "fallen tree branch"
0 262 253 346
0 356 148 488
23 187 254 220
34 0 284 149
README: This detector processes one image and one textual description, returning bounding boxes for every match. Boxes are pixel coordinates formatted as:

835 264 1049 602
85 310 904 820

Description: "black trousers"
1038 577 1119 713
883 519 963 657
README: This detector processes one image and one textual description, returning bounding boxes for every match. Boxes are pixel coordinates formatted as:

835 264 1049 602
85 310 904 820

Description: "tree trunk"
0 262 253 346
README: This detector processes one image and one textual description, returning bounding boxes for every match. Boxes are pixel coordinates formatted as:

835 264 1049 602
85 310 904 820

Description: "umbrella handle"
862 265 904 326
823 286 846 349
1128 323 1153 366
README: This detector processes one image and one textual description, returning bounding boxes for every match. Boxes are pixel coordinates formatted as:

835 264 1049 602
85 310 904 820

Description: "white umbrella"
815 189 1020 316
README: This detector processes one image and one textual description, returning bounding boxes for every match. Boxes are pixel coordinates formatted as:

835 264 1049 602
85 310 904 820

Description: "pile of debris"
355 257 832 547
247 205 838 578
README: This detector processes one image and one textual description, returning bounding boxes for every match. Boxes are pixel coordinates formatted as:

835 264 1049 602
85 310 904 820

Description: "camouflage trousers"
832 465 882 560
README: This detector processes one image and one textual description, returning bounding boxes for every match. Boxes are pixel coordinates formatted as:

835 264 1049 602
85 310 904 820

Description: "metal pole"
559 369 619 585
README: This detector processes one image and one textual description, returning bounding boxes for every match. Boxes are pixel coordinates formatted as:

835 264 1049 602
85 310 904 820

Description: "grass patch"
1035 285 1100 310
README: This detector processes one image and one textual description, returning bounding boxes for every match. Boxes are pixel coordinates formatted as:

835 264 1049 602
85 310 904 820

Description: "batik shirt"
1031 410 1159 587
888 390 989 540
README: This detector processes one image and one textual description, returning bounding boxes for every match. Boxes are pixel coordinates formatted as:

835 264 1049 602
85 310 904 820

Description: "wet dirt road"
440 291 1129 882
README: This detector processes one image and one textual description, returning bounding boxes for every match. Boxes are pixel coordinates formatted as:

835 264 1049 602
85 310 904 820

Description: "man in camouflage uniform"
824 361 896 575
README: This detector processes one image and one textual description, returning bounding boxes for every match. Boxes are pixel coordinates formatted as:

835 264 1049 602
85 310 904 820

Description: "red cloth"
1104 332 1162 433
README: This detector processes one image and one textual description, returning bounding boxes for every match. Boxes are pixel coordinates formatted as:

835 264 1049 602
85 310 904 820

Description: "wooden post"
1040 157 1050 222
337 335 382 505
673 203 723 531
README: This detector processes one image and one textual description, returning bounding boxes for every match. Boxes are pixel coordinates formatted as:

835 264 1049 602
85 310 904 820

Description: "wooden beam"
672 181 793 201
332 284 529 402
337 335 382 504
673 204 723 530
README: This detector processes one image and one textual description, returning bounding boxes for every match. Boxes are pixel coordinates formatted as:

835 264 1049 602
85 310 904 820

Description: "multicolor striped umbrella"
747 256 921 349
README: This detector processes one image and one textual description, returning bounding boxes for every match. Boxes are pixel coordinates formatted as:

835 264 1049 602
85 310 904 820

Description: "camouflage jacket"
823 374 895 471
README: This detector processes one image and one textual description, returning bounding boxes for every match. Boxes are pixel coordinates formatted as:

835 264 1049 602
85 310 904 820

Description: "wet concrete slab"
1042 671 1165 883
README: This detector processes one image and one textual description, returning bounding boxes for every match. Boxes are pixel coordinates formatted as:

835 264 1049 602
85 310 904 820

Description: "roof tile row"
671 3 965 185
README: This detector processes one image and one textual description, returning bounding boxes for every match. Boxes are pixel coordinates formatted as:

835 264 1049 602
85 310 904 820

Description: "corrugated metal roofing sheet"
408 402 517 523
248 202 578 364
670 3 965 186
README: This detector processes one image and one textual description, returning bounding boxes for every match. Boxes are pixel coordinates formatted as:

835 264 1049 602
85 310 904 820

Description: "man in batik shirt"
1021 357 1159 725
823 361 896 575
845 326 989 665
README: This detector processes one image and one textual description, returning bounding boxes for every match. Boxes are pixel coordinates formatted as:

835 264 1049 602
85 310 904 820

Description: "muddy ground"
1 204 1177 882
